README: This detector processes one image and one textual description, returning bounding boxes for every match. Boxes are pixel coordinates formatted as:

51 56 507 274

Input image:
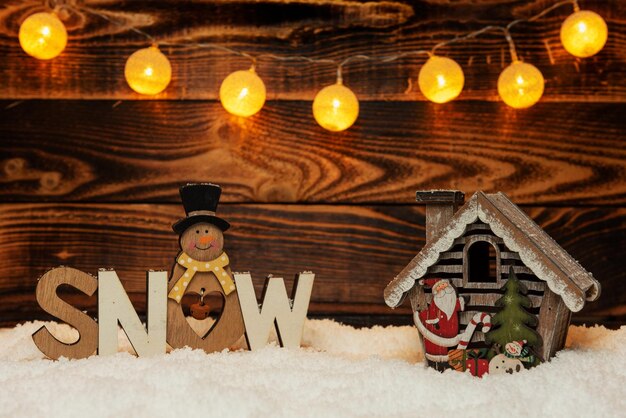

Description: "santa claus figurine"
414 278 465 371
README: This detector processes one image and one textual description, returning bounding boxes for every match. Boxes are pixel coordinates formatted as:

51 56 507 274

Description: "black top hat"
172 183 230 234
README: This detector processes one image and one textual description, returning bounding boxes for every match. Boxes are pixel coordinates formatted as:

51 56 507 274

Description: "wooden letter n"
98 269 167 356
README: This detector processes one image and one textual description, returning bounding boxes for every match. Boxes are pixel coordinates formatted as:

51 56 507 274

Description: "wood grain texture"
422 278 545 293
0 203 622 325
1 100 625 205
31 266 99 359
167 263 246 352
0 1 623 101
0 0 624 329
536 287 572 360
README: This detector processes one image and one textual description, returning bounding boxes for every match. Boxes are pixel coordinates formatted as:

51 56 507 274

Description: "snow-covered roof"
384 191 600 312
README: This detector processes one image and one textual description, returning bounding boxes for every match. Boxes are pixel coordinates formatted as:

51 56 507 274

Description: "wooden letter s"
32 267 98 360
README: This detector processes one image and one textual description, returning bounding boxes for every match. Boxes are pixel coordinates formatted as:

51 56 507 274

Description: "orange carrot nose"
199 236 212 245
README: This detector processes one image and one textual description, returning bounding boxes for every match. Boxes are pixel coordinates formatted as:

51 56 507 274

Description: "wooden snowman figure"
166 183 245 352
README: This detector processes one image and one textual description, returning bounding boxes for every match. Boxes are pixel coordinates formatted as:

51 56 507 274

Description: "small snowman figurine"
166 183 245 352
504 340 538 366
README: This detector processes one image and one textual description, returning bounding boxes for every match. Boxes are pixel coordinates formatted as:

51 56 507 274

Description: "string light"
313 80 359 132
561 9 608 58
18 1 608 119
494 5 546 109
19 12 67 60
418 55 465 104
124 46 172 95
498 61 545 109
219 68 266 117
493 8 548 109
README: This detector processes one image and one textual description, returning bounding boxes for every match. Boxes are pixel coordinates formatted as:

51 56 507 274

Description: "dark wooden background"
0 0 624 327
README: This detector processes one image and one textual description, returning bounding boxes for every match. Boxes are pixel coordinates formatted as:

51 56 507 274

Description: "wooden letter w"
234 272 315 350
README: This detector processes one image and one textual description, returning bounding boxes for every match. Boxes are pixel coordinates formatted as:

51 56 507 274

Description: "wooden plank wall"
0 0 624 326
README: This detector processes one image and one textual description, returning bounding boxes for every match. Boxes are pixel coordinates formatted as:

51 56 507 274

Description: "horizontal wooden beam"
0 203 622 324
463 293 542 308
424 277 545 292
1 100 625 205
425 264 534 275
422 292 543 308
0 0 623 100
438 250 522 261
454 235 505 246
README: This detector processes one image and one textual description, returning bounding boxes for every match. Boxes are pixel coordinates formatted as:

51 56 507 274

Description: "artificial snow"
0 320 624 417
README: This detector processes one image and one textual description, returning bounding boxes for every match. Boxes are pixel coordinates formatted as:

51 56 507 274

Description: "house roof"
384 191 600 312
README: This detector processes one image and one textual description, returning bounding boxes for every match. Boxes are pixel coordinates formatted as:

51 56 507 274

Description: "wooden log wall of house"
0 0 624 326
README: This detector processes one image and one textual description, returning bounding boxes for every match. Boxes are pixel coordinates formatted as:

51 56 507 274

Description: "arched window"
463 235 501 288
467 241 498 282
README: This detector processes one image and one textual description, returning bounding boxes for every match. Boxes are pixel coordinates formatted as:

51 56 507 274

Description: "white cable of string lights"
17 0 607 127
57 0 582 79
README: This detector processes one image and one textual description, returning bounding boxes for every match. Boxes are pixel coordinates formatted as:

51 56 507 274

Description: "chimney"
415 190 465 243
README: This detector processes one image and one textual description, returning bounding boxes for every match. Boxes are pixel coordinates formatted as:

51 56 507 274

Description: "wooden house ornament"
384 190 600 376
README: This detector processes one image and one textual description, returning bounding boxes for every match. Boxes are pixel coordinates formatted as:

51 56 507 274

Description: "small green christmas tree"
486 269 542 356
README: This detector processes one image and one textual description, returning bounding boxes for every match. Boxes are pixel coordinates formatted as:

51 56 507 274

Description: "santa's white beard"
433 288 457 320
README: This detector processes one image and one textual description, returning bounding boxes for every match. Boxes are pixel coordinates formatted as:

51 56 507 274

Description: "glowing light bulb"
560 10 608 58
124 46 172 96
312 82 359 132
418 56 465 103
219 69 266 117
19 12 67 60
497 61 544 109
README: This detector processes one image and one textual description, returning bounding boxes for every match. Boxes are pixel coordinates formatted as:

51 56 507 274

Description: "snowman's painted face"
180 222 224 261
505 343 522 356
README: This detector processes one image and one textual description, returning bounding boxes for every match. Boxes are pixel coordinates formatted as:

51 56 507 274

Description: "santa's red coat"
418 298 463 356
